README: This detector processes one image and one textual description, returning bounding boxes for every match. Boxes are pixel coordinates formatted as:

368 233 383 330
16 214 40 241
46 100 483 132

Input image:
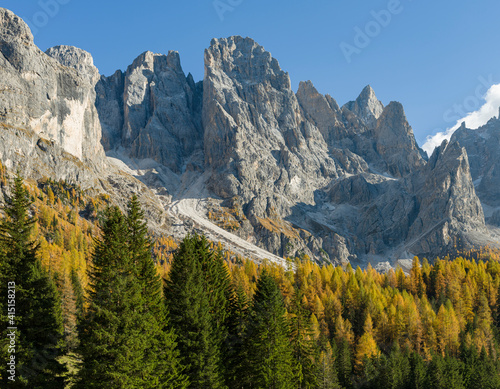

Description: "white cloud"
422 83 500 156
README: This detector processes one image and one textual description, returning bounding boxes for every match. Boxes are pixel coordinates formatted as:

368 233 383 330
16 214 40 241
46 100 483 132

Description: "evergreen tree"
60 274 79 352
245 270 295 388
225 284 250 389
289 288 317 388
164 233 225 388
467 347 500 389
77 206 186 388
408 351 426 389
442 354 465 389
376 343 411 389
316 340 340 389
69 267 84 321
425 353 464 389
126 196 188 388
76 207 144 387
336 339 353 389
0 174 65 388
199 238 233 356
357 354 379 388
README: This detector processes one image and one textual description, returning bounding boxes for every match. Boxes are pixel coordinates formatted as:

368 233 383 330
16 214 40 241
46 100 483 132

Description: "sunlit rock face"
0 7 494 264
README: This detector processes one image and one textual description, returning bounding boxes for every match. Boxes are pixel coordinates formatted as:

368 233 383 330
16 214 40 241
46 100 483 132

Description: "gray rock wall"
0 6 495 264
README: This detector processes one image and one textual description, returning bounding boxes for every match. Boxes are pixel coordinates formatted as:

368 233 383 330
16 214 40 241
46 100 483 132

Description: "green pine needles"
164 233 231 389
244 270 295 389
0 174 65 388
76 197 187 388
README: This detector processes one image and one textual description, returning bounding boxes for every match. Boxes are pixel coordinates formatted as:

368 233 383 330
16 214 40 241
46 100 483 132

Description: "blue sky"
3 0 500 151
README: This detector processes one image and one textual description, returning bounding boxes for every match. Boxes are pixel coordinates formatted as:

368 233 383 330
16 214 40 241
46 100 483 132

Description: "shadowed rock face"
0 6 494 265
373 101 426 177
95 50 203 173
451 118 500 212
406 140 485 254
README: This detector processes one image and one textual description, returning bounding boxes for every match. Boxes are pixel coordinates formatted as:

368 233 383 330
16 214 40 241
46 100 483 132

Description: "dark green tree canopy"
0 174 65 388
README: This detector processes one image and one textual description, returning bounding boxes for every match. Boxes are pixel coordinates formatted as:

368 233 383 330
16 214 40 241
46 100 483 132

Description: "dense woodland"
1 173 500 388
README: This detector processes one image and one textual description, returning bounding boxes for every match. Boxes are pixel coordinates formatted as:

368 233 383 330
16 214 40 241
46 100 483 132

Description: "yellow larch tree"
355 314 380 370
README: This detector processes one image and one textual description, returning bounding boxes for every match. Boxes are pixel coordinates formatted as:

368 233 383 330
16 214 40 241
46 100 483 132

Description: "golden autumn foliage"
4 174 500 365
224 255 500 360
355 314 380 369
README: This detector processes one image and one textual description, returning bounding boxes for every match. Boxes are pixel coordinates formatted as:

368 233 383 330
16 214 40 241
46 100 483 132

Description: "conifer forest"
1 174 500 388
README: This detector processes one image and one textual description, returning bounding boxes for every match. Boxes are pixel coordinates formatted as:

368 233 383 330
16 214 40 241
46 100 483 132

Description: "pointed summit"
343 85 384 128
358 85 377 101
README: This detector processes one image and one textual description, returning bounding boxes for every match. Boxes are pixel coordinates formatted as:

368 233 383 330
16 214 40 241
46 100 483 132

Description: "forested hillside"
1 175 500 388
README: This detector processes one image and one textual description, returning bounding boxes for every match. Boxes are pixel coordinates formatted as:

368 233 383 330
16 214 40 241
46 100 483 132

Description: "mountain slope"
1 7 498 266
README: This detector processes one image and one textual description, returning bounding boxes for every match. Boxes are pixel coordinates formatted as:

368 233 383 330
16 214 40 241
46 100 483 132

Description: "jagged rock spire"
343 85 384 128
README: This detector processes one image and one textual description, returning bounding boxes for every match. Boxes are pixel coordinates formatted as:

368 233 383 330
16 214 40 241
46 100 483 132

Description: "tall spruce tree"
408 351 427 389
0 174 65 388
76 205 186 388
76 207 144 387
375 343 411 389
125 195 187 388
69 267 84 321
197 237 233 360
164 233 226 389
245 270 295 389
336 339 353 389
289 288 317 388
224 284 250 389
316 340 340 389
425 353 465 389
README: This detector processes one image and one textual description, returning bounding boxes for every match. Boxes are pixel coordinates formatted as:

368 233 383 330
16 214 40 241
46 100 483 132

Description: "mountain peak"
45 45 100 84
205 35 289 90
343 85 384 128
0 7 33 45
359 84 376 99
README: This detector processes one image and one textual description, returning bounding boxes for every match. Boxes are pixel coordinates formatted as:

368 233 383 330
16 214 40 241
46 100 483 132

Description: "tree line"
1 174 500 388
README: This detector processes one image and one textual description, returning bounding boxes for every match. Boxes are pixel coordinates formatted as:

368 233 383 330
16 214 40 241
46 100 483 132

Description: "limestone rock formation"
95 70 125 150
203 36 341 216
0 8 104 163
373 102 426 177
343 85 384 128
45 45 100 85
95 50 203 173
1 6 497 266
406 140 486 254
450 117 500 225
0 7 169 233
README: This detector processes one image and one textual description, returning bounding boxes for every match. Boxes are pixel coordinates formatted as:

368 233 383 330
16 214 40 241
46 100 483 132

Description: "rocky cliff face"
344 85 384 128
96 51 203 173
202 37 341 215
406 140 485 254
0 9 104 163
450 117 500 225
0 8 171 234
373 102 426 177
297 82 426 178
1 7 497 266
199 36 486 262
